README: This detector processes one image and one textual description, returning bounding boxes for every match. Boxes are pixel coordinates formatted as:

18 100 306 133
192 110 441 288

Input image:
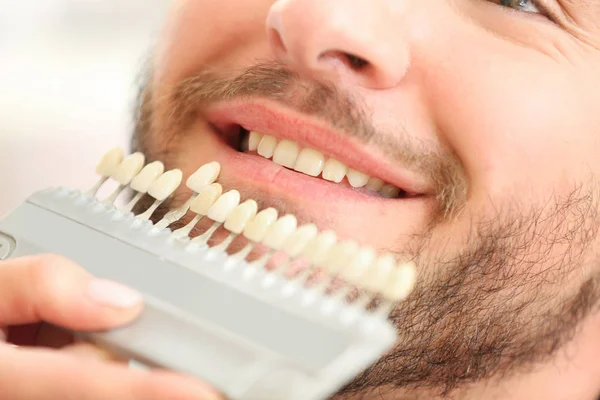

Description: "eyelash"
490 0 556 22
494 0 541 13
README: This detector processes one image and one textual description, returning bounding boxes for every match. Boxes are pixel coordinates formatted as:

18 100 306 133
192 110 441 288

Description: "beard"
130 61 600 399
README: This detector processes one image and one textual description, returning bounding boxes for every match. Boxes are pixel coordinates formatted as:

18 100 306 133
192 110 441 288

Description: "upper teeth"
248 131 402 198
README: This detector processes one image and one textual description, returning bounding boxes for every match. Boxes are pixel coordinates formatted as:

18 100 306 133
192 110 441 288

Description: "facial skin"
132 0 600 398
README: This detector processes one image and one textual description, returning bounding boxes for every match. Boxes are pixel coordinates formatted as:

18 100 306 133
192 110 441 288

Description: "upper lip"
204 100 433 196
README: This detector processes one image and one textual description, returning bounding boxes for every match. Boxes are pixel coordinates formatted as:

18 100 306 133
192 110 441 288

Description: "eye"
495 0 541 13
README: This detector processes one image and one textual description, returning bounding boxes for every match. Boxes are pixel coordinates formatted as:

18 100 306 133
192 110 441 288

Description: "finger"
0 254 143 331
61 342 128 364
0 345 222 400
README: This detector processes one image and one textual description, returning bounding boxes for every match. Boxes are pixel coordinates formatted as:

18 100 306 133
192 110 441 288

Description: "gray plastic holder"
0 188 397 400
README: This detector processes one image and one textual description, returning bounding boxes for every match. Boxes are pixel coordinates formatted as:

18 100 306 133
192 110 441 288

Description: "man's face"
134 0 600 398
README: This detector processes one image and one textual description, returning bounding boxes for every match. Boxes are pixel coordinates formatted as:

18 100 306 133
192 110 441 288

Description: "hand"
0 254 222 400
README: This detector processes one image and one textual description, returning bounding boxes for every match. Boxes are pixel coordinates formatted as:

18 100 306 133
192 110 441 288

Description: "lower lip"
208 125 425 207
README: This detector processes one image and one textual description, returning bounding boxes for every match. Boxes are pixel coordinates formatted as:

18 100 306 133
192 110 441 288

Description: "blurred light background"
0 0 172 215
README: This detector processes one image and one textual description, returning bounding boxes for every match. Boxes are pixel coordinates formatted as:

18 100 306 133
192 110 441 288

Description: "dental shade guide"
0 147 418 400
123 161 165 212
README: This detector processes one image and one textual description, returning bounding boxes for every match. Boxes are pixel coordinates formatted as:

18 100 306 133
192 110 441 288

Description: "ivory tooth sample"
192 190 241 244
233 208 279 260
104 152 146 204
325 240 359 275
124 161 165 211
339 246 376 284
262 215 298 250
137 169 183 220
224 200 259 234
173 183 222 238
206 190 241 223
252 214 299 269
215 200 259 251
113 152 146 186
383 262 417 302
186 162 221 192
96 147 125 177
147 170 183 201
363 253 395 293
156 161 223 230
282 224 319 258
243 208 279 243
190 183 223 215
302 230 338 267
88 147 124 196
131 161 164 191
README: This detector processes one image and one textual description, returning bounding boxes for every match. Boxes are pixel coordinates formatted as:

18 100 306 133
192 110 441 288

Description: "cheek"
153 0 275 88
425 42 600 205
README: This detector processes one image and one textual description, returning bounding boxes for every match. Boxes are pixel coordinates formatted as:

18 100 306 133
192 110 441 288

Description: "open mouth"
204 101 431 202
234 128 416 199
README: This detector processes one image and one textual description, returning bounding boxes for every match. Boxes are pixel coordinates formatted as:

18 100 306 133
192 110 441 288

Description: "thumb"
0 254 143 331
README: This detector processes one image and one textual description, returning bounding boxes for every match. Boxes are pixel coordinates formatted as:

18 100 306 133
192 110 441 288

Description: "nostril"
318 50 370 72
344 54 369 70
268 28 287 57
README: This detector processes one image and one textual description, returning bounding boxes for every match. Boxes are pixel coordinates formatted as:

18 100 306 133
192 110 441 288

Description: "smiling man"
131 0 600 398
1 0 600 399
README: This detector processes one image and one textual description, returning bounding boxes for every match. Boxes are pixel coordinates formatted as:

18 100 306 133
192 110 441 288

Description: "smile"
205 101 432 202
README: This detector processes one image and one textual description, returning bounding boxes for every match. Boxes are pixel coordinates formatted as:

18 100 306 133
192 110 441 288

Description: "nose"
266 0 410 90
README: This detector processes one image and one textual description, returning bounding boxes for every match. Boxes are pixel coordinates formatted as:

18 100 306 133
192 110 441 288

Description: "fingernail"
87 279 142 308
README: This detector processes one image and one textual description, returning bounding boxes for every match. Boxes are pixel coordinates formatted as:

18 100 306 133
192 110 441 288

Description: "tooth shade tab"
186 162 221 193
294 148 325 177
340 246 376 283
325 240 359 274
112 152 145 185
248 131 263 152
302 230 337 266
95 147 124 177
207 190 241 222
130 161 165 193
190 183 223 215
322 158 347 183
363 253 395 293
383 262 417 301
273 140 300 169
262 214 298 250
282 224 318 258
224 200 258 234
243 208 278 242
257 135 277 159
147 169 183 201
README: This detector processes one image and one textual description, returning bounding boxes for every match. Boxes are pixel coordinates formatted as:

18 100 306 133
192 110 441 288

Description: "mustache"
169 62 373 140
141 61 467 217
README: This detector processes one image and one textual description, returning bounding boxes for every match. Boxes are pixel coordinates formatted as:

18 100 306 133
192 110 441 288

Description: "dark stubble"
131 62 600 398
